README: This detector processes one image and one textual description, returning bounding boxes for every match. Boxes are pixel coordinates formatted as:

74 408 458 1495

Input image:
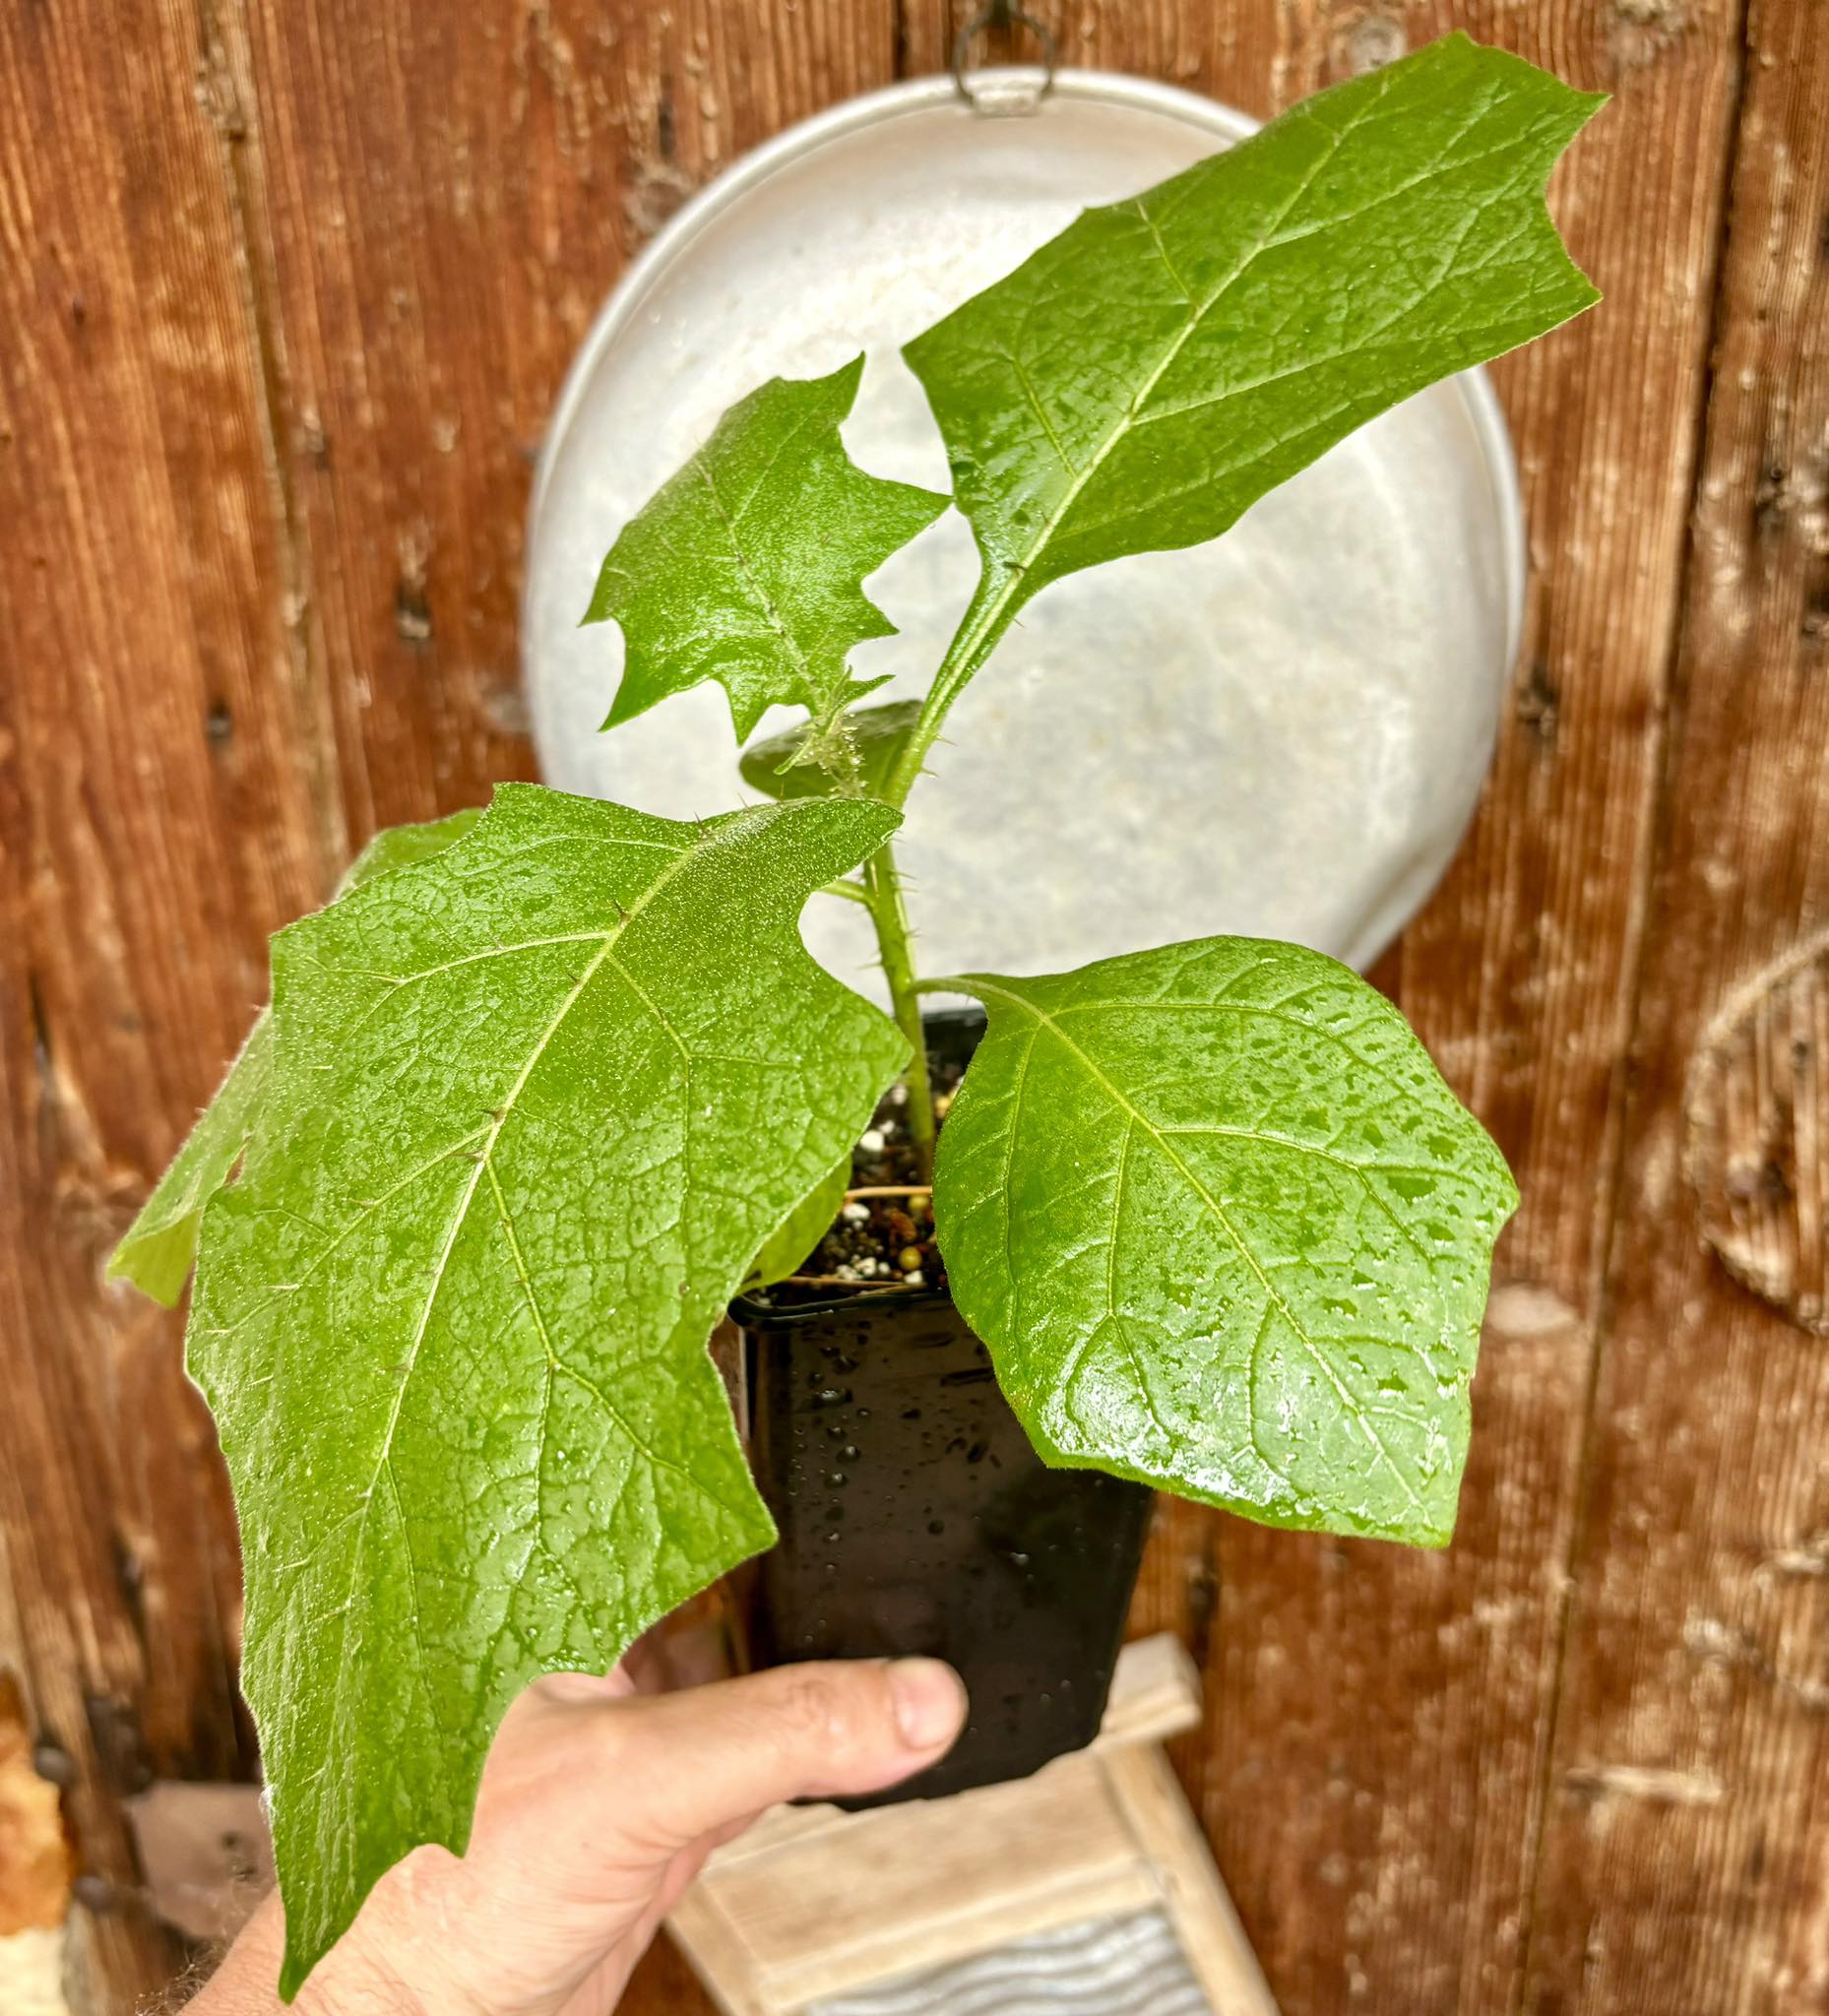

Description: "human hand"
194 1655 967 2016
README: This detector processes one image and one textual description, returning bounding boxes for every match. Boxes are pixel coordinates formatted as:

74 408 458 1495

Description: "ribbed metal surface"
807 1909 1213 2016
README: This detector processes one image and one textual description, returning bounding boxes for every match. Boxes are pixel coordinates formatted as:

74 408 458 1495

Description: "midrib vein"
362 831 709 1484
484 1159 749 1521
929 96 1371 696
693 454 813 699
323 830 718 1682
966 979 1423 1513
995 91 1370 581
947 73 1526 684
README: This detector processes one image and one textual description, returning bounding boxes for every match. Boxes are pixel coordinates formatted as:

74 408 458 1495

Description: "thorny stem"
881 564 1025 812
861 836 936 1181
850 564 1029 1174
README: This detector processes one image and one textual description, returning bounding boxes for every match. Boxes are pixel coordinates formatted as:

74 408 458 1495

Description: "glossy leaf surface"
932 939 1518 1545
184 784 905 1994
904 34 1601 621
338 806 484 888
584 357 947 741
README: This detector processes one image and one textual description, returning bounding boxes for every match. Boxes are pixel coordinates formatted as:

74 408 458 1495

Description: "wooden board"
665 1635 1278 2015
1521 0 1829 2004
1 0 325 2000
1 3 1823 2012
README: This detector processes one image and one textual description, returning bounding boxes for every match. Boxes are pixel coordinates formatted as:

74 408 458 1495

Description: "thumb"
591 1657 968 1851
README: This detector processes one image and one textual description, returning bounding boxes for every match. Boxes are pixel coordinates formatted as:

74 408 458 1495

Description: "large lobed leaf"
109 808 483 1306
583 356 947 741
171 784 904 1995
932 939 1518 1545
904 33 1602 620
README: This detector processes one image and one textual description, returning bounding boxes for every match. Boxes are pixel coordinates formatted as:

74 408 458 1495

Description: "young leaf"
903 33 1601 621
583 357 948 740
740 698 922 803
107 807 483 1306
930 939 1518 1546
185 783 906 1996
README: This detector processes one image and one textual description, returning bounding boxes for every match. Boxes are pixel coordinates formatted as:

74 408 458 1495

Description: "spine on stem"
861 837 936 1181
858 564 1031 1176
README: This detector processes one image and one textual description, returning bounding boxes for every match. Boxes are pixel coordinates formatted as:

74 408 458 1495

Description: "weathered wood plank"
7 5 901 2013
229 0 904 839
0 0 343 2003
1523 0 1829 2004
902 3 1746 2009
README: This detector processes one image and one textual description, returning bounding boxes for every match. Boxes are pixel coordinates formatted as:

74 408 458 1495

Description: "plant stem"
861 837 936 1181
853 564 1028 1175
882 563 1027 811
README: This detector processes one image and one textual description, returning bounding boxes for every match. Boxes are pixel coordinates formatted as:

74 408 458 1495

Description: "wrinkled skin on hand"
196 1651 966 2016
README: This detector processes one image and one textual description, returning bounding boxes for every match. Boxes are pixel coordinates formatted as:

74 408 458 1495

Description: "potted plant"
111 33 1600 1999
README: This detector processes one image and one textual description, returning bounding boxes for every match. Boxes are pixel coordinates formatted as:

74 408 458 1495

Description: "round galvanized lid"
524 69 1524 998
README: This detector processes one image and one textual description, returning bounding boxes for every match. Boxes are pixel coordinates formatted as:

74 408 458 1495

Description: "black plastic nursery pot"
732 1011 1155 1808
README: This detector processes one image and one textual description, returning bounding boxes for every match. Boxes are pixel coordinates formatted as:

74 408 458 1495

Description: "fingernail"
887 1658 966 1749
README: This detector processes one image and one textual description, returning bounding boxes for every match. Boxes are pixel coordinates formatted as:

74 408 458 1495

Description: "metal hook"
951 3 1057 115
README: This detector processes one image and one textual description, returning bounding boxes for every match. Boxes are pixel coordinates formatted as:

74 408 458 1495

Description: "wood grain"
1522 0 1829 2003
229 0 903 837
1 0 336 2000
3 2 1824 2012
0 5 899 2010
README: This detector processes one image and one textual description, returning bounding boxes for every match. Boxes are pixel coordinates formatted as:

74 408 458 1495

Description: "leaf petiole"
856 576 1030 1168
882 566 1021 812
861 835 937 1180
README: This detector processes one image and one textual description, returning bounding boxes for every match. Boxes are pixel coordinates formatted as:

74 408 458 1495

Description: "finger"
621 1603 735 1694
520 1663 640 1711
591 1657 967 1852
617 1631 669 1695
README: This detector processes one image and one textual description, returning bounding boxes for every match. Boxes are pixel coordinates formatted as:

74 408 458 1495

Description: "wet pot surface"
741 1293 1154 1806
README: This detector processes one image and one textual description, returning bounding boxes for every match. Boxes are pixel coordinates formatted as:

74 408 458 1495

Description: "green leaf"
740 698 923 802
930 939 1518 1546
185 783 906 1996
107 807 484 1307
744 1158 851 1288
338 805 482 892
583 356 948 741
107 1018 277 1307
904 34 1601 620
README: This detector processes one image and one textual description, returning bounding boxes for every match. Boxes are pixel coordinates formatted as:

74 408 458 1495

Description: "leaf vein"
969 981 1424 1514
